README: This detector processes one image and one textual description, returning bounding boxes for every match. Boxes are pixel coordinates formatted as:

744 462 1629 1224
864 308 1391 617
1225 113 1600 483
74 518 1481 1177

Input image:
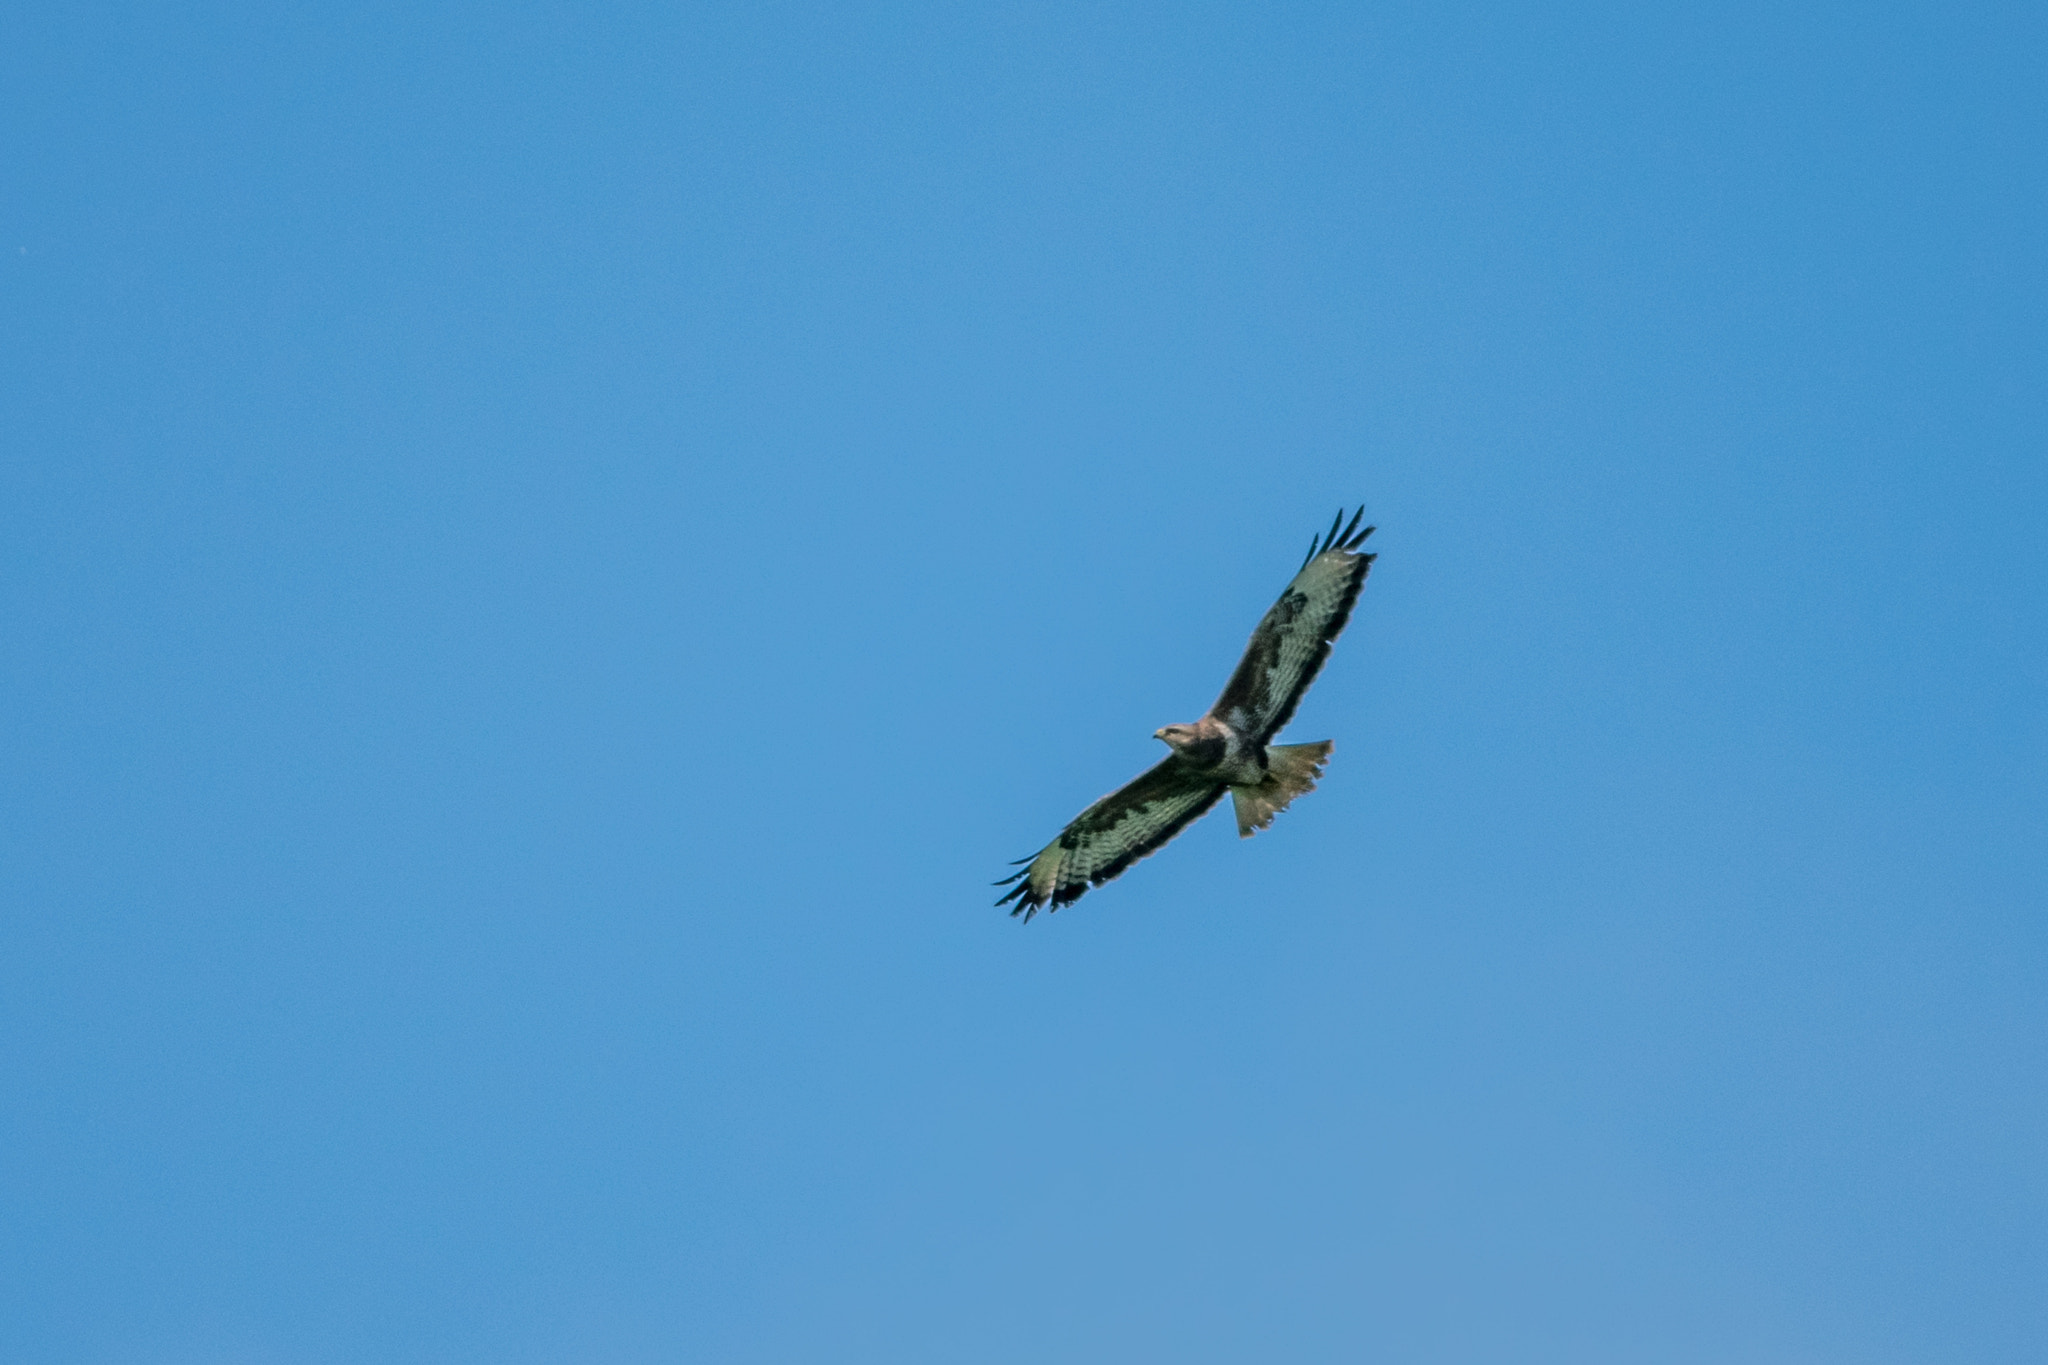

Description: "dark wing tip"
995 878 1040 920
1305 507 1377 564
995 854 1098 918
996 854 1078 922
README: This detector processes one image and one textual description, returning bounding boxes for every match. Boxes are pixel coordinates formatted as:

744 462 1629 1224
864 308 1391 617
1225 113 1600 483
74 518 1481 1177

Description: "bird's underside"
996 507 1376 921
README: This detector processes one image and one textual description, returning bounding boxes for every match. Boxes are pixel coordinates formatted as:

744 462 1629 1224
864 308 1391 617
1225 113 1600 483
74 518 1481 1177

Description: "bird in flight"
997 507 1377 920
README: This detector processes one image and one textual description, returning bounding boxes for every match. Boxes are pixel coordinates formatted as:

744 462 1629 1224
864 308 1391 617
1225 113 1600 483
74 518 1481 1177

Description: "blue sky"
4 2 2044 1361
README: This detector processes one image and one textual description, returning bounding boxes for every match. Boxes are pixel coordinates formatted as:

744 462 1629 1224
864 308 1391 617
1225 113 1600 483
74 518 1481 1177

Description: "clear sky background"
4 3 2044 1362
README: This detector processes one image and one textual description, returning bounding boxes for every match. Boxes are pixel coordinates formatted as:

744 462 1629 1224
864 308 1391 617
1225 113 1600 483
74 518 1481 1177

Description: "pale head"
1153 723 1200 752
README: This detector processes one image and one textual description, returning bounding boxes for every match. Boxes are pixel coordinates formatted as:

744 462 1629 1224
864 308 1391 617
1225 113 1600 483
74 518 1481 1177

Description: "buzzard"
997 507 1377 920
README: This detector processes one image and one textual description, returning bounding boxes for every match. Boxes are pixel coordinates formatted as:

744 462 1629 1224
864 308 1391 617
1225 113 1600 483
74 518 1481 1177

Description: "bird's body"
1153 716 1255 781
997 508 1376 920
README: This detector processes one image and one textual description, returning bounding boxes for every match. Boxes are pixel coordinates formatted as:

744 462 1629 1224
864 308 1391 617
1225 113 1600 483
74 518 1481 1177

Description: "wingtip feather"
1304 507 1378 562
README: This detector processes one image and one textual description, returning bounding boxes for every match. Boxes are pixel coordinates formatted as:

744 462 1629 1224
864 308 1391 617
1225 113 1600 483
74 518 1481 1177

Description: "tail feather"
1232 741 1333 837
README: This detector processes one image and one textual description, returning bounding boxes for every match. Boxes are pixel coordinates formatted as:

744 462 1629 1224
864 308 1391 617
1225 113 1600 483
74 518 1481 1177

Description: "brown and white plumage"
996 508 1376 921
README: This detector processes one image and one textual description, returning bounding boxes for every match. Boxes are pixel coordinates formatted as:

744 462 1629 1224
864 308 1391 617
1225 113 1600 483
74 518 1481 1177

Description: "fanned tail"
1231 741 1333 837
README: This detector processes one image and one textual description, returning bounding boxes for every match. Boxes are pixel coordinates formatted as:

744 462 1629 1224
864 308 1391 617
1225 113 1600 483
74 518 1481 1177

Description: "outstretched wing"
1210 508 1376 743
995 758 1226 921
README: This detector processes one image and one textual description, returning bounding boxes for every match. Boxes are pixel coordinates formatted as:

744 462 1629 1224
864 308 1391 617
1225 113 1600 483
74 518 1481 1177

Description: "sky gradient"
5 2 2045 1361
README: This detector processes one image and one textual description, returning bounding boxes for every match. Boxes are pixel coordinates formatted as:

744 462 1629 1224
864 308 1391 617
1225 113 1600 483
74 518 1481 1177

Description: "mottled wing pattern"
1210 508 1376 743
994 757 1226 921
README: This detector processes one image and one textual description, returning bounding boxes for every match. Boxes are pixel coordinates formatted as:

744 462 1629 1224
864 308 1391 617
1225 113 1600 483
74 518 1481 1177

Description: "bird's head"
1154 724 1198 752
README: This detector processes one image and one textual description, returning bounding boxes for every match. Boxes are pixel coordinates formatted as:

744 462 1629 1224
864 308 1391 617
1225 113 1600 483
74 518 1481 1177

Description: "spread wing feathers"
1210 508 1376 743
994 757 1227 921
